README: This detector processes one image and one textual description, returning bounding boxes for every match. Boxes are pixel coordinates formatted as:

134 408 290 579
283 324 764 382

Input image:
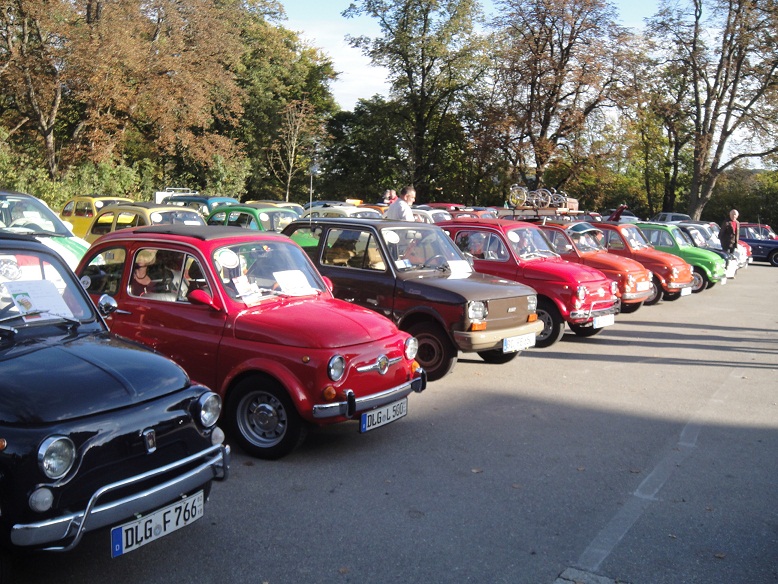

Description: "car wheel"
567 322 604 337
691 267 708 293
227 377 306 460
642 276 662 306
663 291 682 301
535 298 565 348
407 321 457 381
769 250 778 267
619 301 642 314
477 349 520 364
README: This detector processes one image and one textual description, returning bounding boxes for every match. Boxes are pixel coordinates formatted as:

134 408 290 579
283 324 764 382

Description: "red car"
439 218 619 348
76 225 426 459
596 222 694 303
539 221 654 313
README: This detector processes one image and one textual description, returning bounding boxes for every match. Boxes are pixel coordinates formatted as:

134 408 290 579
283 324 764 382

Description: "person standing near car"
385 186 416 221
719 209 740 257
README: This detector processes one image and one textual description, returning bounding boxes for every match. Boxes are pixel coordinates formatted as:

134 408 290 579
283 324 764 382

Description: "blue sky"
279 0 660 110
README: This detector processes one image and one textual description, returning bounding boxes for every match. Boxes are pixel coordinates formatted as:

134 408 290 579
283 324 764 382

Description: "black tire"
227 377 306 460
663 291 682 301
620 301 642 314
691 267 709 293
477 349 520 364
643 277 662 306
535 298 565 348
769 250 778 267
567 322 604 338
407 321 457 381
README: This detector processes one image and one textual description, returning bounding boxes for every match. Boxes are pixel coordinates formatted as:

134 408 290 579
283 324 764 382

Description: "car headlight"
610 281 619 295
467 300 487 320
671 266 680 279
405 336 419 360
527 294 537 312
576 285 587 301
626 274 635 287
328 355 346 382
197 392 222 428
38 436 76 480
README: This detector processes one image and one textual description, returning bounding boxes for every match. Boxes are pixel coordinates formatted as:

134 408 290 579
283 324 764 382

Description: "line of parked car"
2 186 777 576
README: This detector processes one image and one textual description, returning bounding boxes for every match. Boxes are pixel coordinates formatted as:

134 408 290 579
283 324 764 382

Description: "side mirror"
187 288 219 309
97 294 118 316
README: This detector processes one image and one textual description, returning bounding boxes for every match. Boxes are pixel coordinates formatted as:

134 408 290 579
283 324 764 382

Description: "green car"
636 222 727 293
206 204 299 233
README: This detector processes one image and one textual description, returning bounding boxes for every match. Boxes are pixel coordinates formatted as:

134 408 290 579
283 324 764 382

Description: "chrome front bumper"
312 372 427 419
569 300 619 322
12 443 230 550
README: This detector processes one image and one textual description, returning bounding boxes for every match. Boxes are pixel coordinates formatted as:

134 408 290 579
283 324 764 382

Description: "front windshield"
684 227 706 247
0 247 93 329
212 240 328 306
506 227 559 260
671 227 692 247
621 226 651 250
151 209 205 226
381 226 470 273
0 195 72 237
257 209 298 232
570 230 605 252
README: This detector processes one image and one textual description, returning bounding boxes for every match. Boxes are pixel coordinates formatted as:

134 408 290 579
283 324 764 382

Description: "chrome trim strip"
12 444 230 550
356 355 401 373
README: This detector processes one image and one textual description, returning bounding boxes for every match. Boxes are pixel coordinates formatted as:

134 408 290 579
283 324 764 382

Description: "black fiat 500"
0 232 229 574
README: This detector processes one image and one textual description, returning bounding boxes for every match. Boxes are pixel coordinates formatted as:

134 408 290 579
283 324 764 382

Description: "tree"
648 0 778 219
490 0 629 190
266 98 325 201
343 0 489 199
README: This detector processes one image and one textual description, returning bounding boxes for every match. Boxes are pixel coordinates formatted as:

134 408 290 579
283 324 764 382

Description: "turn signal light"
470 321 487 331
0 438 6 451
527 314 538 322
322 385 337 401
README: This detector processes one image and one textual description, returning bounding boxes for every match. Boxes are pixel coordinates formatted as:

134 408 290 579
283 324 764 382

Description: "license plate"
503 333 535 352
360 398 407 433
681 286 692 296
592 314 615 328
636 280 651 292
111 491 204 557
720 277 727 285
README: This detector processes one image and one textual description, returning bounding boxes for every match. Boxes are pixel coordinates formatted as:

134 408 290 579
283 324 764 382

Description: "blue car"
738 225 778 266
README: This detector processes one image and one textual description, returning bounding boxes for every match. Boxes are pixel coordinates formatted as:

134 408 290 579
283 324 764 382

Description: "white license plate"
111 491 204 557
360 398 407 433
720 277 727 285
681 286 693 296
592 314 615 329
636 280 651 292
503 333 535 352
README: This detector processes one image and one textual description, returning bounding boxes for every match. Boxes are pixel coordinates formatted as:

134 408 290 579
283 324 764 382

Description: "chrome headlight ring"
197 392 222 428
38 436 76 480
328 355 346 382
467 300 487 320
405 336 419 360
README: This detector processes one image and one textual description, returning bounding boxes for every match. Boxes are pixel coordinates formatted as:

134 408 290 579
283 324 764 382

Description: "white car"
302 205 383 219
0 190 89 270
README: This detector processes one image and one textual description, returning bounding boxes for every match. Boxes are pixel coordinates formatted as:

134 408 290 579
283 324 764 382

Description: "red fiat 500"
439 218 619 348
76 225 426 459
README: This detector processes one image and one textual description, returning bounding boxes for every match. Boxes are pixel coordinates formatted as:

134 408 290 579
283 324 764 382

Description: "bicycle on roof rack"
508 186 569 208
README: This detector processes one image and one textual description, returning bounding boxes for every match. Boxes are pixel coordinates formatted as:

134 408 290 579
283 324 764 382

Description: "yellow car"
59 195 134 237
84 202 205 244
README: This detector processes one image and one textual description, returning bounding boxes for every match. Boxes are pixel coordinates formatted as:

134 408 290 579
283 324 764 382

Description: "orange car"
596 222 694 304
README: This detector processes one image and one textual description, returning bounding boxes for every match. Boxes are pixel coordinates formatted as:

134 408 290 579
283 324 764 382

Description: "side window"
660 231 674 247
323 228 361 266
606 231 624 250
81 247 127 296
116 211 143 229
453 231 488 259
90 212 116 238
342 231 386 271
75 201 93 217
208 211 227 226
179 255 211 300
128 248 188 300
61 201 75 217
288 226 322 262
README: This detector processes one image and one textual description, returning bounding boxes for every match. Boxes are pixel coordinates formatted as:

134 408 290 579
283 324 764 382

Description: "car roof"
438 217 537 229
91 224 290 243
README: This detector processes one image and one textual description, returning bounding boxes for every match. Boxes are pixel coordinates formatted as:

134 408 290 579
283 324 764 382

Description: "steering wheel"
424 254 446 268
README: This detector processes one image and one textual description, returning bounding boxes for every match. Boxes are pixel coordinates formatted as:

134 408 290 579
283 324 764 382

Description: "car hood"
399 271 537 301
632 248 688 268
0 333 189 424
233 297 399 348
521 257 608 285
580 251 646 275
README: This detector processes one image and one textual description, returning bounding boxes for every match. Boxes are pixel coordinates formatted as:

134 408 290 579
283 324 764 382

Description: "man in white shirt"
385 186 416 221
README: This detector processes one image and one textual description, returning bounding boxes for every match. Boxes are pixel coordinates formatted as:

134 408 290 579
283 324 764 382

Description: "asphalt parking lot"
15 263 778 584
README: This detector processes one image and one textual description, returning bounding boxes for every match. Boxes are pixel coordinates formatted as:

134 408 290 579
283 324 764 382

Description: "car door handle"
367 298 378 306
343 297 355 303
